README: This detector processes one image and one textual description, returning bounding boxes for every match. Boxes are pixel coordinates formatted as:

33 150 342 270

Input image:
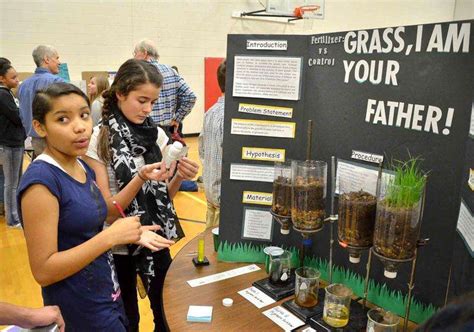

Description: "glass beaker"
263 246 284 274
291 160 327 231
272 161 292 217
323 283 353 328
366 308 399 332
295 267 321 308
268 249 292 286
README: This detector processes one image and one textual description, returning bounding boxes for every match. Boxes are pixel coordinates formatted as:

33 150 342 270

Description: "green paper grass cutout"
217 241 437 324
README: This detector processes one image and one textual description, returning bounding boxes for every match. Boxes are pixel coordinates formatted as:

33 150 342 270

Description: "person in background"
171 65 178 73
0 302 65 332
83 59 199 332
87 75 110 126
19 82 171 331
415 292 474 332
199 59 226 229
0 58 26 228
18 45 64 157
133 39 196 137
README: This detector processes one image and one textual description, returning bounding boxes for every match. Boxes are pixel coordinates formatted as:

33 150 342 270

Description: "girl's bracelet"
137 169 147 181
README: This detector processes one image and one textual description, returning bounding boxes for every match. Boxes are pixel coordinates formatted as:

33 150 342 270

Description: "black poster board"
219 20 474 322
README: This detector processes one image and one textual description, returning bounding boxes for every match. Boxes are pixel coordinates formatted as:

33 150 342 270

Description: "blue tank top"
18 157 127 331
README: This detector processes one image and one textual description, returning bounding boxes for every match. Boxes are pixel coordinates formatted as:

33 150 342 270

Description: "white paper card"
238 286 276 308
457 200 474 257
231 119 296 138
187 264 261 287
242 208 273 240
302 327 317 332
230 164 274 183
336 160 393 196
263 306 305 331
470 102 474 137
233 56 302 100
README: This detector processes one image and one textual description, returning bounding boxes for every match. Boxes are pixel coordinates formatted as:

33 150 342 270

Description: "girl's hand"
105 216 142 246
136 225 175 252
139 162 175 182
176 157 199 180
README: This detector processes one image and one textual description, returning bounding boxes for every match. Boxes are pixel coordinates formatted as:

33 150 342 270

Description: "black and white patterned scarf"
104 104 184 291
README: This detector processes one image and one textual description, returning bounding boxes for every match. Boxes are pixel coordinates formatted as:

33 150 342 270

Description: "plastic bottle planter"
337 190 377 263
272 161 292 217
291 160 327 232
373 183 425 277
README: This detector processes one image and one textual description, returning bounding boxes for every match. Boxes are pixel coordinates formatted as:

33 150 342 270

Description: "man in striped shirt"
133 39 196 136
199 60 226 228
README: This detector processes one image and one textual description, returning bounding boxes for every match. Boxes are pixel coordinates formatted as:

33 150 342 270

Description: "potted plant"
373 157 427 271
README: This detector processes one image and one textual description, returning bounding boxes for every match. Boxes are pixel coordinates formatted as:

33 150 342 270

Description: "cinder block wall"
1 0 469 134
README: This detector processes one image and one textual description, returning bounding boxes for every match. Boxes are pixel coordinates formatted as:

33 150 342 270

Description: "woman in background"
0 58 25 228
87 75 109 125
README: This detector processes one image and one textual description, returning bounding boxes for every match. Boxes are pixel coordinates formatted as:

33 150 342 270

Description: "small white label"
238 286 276 308
302 327 317 332
351 150 384 164
247 40 288 50
263 306 305 331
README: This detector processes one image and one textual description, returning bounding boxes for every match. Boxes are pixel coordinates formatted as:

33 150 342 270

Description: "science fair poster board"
219 20 473 316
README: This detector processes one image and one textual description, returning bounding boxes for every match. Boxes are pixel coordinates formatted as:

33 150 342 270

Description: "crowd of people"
0 39 221 331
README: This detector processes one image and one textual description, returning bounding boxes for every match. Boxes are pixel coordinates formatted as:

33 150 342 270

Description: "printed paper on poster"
233 55 302 100
231 119 296 138
457 200 474 257
242 208 273 241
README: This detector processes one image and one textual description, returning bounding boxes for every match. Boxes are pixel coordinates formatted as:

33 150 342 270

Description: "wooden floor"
0 136 206 331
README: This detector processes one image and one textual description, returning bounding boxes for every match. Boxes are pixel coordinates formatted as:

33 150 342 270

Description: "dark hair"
0 58 13 77
171 65 178 73
217 60 226 93
98 59 163 163
33 82 90 124
416 292 474 331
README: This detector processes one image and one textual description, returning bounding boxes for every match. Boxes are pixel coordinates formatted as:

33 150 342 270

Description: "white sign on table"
238 286 276 308
187 264 261 287
262 306 305 331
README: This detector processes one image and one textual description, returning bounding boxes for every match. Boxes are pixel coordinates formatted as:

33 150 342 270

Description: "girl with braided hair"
83 58 199 332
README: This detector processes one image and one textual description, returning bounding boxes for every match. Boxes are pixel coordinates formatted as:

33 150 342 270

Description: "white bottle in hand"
163 141 184 170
